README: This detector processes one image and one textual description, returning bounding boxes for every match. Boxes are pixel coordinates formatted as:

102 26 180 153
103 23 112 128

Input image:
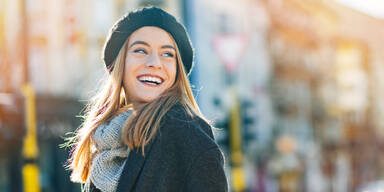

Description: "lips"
137 74 164 86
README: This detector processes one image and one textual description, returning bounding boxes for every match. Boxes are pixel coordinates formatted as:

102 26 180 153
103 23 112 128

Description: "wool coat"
89 104 228 192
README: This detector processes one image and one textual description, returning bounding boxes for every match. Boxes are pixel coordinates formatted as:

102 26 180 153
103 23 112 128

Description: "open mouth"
137 75 164 86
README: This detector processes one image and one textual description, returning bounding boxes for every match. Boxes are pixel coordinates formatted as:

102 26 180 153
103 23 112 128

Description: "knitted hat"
102 7 194 75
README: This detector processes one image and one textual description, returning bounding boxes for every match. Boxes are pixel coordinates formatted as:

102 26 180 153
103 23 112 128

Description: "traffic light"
213 117 230 149
240 99 256 151
212 96 230 150
212 98 258 151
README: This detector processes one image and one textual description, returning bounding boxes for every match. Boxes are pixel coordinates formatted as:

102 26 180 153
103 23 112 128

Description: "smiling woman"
65 7 228 192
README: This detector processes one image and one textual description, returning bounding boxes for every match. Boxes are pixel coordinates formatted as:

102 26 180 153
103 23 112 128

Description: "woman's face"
123 26 177 104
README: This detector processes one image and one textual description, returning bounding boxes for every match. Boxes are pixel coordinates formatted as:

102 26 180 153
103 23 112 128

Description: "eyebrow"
128 40 149 48
129 40 176 51
161 45 176 51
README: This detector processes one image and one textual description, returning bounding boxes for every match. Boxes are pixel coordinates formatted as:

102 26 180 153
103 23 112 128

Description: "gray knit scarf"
85 109 132 192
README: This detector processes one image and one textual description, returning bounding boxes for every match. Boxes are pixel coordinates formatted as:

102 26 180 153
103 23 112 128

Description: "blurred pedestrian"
66 7 228 192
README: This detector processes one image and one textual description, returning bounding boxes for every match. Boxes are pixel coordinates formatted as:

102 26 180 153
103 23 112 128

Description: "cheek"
123 65 129 84
123 61 137 88
167 63 177 85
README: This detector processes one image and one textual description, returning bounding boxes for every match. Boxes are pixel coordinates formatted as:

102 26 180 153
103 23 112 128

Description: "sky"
336 0 384 19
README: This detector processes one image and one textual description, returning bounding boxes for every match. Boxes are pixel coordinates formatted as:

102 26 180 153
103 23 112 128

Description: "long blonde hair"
68 33 204 183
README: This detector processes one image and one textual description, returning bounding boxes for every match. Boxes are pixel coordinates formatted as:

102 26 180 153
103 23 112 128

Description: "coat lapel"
116 137 156 192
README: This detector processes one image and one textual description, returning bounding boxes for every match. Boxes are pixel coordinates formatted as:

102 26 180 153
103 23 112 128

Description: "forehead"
128 26 175 46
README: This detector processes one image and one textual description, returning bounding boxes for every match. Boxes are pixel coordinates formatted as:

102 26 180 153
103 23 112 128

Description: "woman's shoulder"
159 103 216 148
165 104 213 135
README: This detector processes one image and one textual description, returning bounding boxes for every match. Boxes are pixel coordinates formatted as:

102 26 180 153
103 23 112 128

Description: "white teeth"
138 76 163 84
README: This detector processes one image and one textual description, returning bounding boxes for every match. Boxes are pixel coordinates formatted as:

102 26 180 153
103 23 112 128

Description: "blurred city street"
1 0 384 191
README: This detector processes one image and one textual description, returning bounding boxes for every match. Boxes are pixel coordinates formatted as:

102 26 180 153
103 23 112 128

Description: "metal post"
229 86 246 192
22 84 40 192
19 0 41 191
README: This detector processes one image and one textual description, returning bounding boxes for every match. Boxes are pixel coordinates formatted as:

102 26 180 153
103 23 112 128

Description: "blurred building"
263 0 384 191
190 0 384 191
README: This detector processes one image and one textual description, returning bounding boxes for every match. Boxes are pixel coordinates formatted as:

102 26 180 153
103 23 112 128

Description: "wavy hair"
67 33 204 183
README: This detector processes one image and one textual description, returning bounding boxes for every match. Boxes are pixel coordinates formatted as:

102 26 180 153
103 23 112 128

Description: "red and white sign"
212 34 249 74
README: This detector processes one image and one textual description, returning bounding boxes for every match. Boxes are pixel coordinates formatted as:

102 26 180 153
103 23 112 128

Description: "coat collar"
116 136 157 192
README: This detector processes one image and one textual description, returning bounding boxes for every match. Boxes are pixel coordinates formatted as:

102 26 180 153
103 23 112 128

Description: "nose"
145 53 162 69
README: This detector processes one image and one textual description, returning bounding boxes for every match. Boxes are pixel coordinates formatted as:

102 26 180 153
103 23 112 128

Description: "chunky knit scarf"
85 109 132 192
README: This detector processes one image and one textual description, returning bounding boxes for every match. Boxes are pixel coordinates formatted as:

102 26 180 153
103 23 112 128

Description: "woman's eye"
133 48 147 54
162 52 174 58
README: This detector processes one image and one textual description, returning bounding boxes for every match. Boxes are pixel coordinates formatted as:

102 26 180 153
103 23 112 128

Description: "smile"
137 75 164 86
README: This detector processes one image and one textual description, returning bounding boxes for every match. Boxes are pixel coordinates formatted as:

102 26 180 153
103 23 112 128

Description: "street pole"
19 0 41 191
229 86 246 192
22 85 40 192
212 33 248 192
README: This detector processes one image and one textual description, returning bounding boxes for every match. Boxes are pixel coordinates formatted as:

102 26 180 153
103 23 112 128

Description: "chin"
138 94 161 103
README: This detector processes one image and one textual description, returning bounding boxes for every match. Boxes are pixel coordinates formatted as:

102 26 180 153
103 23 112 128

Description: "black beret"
102 7 194 76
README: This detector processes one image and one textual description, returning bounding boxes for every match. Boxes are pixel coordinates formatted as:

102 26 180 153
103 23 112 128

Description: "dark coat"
90 104 228 192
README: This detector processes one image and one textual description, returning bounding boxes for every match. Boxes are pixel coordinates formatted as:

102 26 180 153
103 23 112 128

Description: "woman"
67 7 228 192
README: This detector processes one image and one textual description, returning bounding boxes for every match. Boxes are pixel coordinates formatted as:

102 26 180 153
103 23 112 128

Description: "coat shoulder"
163 104 214 139
116 104 228 192
156 104 217 152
